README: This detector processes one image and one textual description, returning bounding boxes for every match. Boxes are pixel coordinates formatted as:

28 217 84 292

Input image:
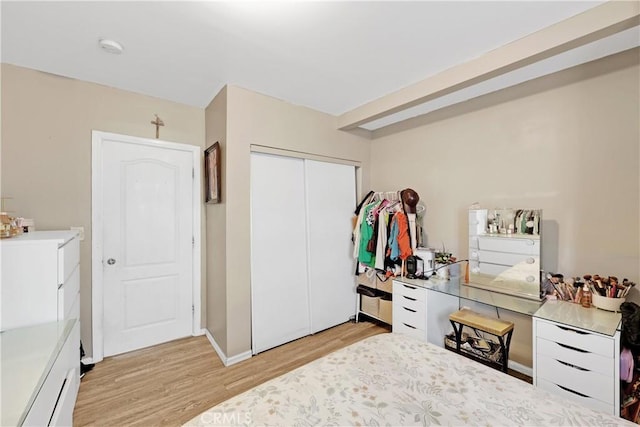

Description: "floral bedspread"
185 333 632 426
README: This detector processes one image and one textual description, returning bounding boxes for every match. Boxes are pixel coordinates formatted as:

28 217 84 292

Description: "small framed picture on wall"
204 142 221 204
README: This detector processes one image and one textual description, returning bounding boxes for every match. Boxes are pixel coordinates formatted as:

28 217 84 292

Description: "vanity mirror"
468 208 542 301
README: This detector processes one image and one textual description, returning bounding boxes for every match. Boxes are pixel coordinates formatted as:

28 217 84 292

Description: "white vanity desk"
392 275 542 349
392 275 622 416
1 319 79 426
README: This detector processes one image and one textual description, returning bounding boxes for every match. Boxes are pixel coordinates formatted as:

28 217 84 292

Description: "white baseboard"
193 328 206 336
509 360 533 378
227 349 252 366
204 329 252 367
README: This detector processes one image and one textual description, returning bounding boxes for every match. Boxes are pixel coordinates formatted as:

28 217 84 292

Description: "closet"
250 152 356 354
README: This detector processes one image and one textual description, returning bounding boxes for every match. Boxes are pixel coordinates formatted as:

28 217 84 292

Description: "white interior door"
305 160 356 333
102 139 193 357
251 153 310 354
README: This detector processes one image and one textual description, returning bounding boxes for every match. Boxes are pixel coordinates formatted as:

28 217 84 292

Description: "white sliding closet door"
305 160 356 333
251 153 310 354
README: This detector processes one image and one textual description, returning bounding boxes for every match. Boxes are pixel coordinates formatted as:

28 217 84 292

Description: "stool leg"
497 330 514 374
355 294 360 323
502 330 513 373
497 335 507 373
450 321 462 353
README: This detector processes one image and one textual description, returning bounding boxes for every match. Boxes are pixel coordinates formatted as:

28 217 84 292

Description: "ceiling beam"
337 0 640 131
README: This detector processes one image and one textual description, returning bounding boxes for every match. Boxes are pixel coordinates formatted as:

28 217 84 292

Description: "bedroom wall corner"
205 85 229 356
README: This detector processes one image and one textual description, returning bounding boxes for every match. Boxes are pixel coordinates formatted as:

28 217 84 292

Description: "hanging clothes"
374 209 389 270
387 211 412 261
358 201 379 267
352 193 375 260
621 348 635 383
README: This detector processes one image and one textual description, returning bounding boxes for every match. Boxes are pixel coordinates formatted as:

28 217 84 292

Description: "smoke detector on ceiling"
98 38 124 54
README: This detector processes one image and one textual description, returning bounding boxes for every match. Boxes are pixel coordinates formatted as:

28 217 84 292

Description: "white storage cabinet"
533 317 620 416
392 280 458 347
1 230 80 330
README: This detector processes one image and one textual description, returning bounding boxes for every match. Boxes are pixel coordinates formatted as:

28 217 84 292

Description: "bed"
185 333 633 426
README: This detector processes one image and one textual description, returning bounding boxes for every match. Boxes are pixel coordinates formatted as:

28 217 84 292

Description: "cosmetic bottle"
581 283 592 308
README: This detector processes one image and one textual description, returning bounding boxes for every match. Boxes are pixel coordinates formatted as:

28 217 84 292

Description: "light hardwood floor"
73 321 389 426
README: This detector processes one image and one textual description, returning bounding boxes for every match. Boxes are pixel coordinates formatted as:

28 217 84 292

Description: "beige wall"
219 85 371 357
370 48 640 367
1 64 206 355
204 86 228 354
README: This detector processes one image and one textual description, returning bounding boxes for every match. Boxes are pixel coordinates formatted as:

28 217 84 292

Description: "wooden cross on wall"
151 114 164 139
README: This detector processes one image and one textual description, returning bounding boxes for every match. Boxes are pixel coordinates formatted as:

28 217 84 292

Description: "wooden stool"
449 308 514 373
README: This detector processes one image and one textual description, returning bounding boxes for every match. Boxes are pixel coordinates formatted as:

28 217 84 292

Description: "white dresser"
392 279 458 347
533 300 621 416
1 320 80 426
0 230 80 331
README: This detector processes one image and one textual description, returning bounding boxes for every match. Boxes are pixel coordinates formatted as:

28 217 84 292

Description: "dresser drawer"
536 319 614 358
393 319 426 341
536 354 614 404
23 321 80 426
58 264 80 321
477 250 538 267
393 281 426 302
536 377 613 415
58 237 80 285
477 236 539 255
536 337 612 375
393 304 426 330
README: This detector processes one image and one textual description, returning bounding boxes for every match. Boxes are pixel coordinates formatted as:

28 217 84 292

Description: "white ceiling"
3 0 634 130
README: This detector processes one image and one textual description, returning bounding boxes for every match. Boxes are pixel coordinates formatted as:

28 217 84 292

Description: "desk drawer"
536 319 613 358
393 281 426 302
393 320 426 341
536 337 612 375
536 353 613 404
395 293 424 312
536 377 613 415
393 304 426 330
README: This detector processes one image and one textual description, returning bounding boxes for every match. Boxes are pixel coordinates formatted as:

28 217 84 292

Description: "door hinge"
192 304 195 314
192 236 195 247
192 168 195 179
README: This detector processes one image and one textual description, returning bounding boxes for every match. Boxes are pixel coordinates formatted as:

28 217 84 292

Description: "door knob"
107 258 116 265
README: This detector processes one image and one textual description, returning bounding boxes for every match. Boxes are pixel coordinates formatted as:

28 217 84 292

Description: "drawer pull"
403 296 417 302
526 276 535 282
556 384 589 398
526 257 535 264
403 284 417 290
526 240 535 246
556 325 589 335
403 306 417 313
403 323 417 329
557 359 589 372
556 342 588 353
